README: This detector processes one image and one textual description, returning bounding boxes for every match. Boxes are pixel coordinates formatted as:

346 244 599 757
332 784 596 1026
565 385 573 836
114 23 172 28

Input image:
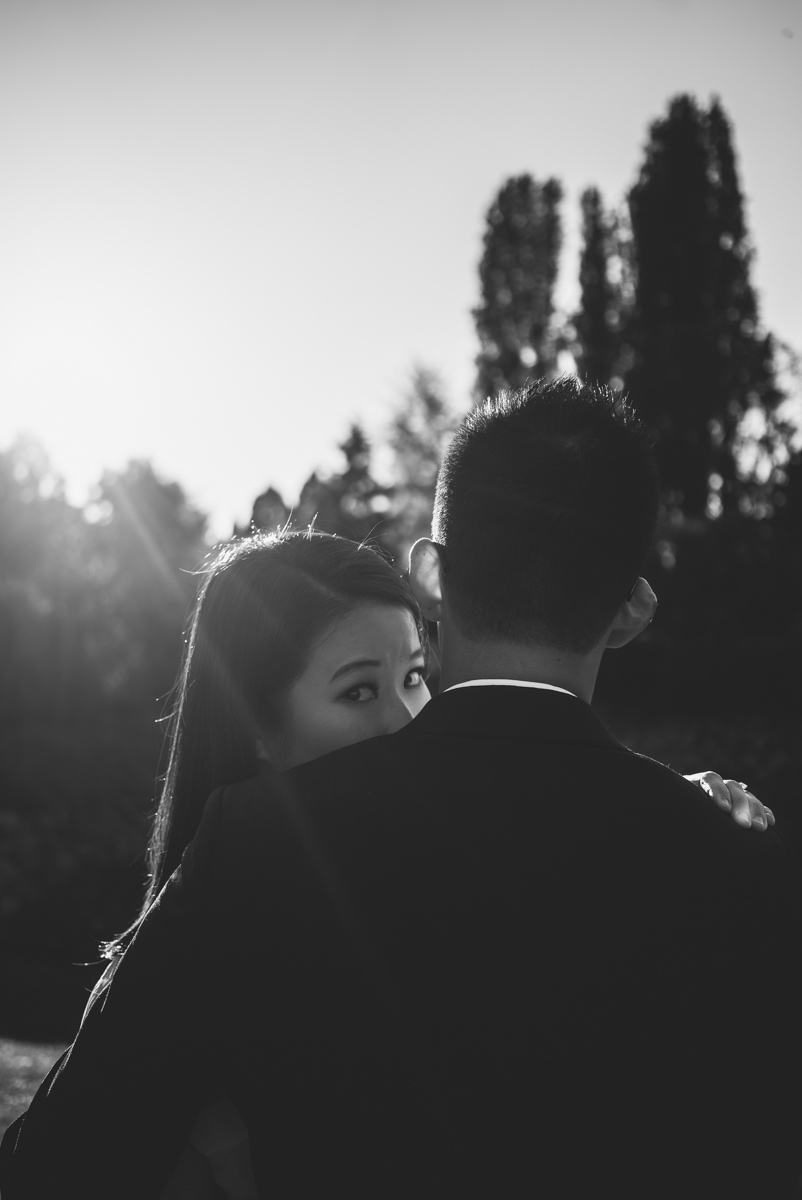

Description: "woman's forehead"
308 605 421 670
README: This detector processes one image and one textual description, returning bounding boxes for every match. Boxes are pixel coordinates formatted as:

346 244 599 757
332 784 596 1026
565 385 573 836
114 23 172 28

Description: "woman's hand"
684 772 775 831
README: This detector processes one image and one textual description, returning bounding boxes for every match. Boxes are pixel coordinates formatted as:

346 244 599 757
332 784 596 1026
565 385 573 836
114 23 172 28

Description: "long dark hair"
105 529 425 961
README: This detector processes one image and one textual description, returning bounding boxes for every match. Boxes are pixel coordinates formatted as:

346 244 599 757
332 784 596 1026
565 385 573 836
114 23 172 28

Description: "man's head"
411 376 660 660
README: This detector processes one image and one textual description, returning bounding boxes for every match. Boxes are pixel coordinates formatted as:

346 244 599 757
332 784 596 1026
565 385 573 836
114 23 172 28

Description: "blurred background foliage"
1 94 800 1041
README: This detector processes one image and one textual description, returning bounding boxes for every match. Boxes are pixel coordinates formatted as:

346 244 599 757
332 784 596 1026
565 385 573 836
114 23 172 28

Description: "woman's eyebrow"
329 658 381 683
330 648 425 684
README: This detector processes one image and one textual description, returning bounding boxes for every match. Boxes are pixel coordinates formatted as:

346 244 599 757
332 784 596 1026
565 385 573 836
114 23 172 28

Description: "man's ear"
408 539 444 622
605 577 658 650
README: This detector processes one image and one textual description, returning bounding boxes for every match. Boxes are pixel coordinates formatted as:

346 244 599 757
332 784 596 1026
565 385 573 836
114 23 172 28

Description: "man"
2 378 799 1196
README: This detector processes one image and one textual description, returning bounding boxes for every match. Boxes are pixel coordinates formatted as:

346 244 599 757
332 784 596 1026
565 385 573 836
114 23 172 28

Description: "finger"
725 780 766 830
741 784 774 832
685 771 731 812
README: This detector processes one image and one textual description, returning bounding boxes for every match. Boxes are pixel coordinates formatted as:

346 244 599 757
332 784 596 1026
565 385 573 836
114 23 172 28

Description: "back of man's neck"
437 637 602 705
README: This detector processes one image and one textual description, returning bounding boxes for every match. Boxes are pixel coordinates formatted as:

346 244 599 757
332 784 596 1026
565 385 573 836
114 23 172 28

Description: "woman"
89 528 765 1200
96 529 431 1198
104 528 431 972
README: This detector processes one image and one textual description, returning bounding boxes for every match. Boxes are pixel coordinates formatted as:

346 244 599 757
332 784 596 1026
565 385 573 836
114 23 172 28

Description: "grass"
0 1038 66 1139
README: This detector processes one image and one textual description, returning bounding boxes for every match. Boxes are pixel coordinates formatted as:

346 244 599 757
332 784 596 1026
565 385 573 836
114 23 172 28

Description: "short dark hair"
432 377 659 653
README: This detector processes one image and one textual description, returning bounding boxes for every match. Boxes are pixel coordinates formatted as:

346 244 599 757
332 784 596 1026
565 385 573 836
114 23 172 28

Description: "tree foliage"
0 440 92 725
243 486 290 537
0 445 208 1035
383 367 462 561
245 376 463 568
89 461 207 702
473 176 563 399
257 424 391 546
626 95 784 517
573 189 635 388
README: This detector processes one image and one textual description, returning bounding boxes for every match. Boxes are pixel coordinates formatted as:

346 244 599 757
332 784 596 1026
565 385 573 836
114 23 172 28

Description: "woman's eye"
405 667 425 689
341 684 378 703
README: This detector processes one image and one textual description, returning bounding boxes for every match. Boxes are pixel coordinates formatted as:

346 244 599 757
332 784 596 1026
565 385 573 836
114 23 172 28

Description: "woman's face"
265 603 431 772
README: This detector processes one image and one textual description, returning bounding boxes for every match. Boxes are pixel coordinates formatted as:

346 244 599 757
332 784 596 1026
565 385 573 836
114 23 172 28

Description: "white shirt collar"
443 679 577 698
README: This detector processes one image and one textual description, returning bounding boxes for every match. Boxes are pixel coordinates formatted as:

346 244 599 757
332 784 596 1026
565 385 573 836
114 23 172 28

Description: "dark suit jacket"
2 686 800 1197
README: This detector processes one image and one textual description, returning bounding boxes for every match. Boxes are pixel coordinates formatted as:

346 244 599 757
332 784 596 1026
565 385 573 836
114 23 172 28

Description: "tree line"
0 93 799 1038
254 96 800 614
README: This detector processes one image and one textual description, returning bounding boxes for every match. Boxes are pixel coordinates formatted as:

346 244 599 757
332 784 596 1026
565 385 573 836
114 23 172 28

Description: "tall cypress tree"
627 95 781 516
473 175 563 400
574 188 620 386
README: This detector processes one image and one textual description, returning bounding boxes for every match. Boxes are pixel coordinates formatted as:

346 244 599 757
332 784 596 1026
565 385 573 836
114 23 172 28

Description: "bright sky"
1 0 799 538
